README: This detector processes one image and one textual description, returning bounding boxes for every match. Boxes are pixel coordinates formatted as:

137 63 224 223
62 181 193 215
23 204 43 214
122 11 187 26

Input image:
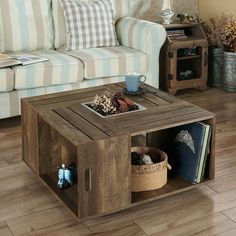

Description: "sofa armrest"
116 17 166 88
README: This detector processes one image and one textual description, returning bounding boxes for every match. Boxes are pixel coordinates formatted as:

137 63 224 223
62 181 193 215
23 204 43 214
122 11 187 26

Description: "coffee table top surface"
22 83 214 145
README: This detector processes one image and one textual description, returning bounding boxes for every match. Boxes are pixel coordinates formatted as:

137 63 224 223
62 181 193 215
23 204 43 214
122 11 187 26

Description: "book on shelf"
169 35 189 40
172 122 211 184
167 29 185 35
167 29 188 40
0 53 48 69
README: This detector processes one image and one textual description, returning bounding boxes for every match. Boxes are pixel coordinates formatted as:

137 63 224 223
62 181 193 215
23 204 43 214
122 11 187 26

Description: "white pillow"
60 0 119 50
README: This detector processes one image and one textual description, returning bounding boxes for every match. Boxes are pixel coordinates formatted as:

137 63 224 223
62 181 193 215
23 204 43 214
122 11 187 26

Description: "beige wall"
130 0 198 22
199 0 236 20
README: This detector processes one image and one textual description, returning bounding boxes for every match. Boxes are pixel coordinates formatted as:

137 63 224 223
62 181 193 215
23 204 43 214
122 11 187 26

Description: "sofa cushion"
11 50 83 90
60 0 118 50
60 46 147 79
0 75 126 119
0 68 14 92
52 0 130 49
0 0 54 52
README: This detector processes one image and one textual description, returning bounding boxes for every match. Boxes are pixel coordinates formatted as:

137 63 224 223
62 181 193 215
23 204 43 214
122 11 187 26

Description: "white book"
0 53 48 69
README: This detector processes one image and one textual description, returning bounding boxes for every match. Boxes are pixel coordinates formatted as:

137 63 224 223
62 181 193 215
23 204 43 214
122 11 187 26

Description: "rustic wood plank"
0 157 8 168
113 109 213 136
77 135 131 219
7 207 76 236
22 222 86 236
54 107 108 140
134 188 236 235
37 109 92 146
84 185 217 231
140 92 171 106
149 213 236 236
210 175 236 193
114 82 178 103
88 222 147 236
0 119 22 166
38 118 77 175
0 163 37 194
113 83 171 106
0 180 62 223
22 86 107 105
223 207 236 222
21 101 39 173
71 100 212 136
218 228 236 236
0 222 13 236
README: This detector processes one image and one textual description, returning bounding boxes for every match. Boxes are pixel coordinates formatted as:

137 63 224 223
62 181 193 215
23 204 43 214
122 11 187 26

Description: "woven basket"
131 147 171 192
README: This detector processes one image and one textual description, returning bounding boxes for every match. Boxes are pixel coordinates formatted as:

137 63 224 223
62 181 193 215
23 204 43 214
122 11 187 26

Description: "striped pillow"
60 0 119 50
0 0 54 52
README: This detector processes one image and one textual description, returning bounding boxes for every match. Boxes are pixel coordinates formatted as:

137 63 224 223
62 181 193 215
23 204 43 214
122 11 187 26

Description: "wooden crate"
21 82 215 221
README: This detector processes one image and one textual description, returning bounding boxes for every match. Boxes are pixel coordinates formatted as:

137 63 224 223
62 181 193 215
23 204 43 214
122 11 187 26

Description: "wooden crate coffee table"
21 83 215 221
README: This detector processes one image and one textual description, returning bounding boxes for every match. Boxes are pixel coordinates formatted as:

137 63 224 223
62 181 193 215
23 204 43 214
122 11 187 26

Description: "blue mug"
125 73 146 92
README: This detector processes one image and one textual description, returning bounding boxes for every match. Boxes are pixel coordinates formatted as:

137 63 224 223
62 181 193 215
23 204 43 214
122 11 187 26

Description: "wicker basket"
131 147 171 192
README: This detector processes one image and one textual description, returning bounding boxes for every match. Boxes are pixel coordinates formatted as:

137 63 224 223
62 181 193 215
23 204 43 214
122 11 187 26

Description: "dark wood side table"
21 83 215 221
159 23 208 95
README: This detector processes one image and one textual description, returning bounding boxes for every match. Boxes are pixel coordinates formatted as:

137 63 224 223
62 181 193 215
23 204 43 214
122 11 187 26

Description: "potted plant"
201 18 223 87
217 14 236 92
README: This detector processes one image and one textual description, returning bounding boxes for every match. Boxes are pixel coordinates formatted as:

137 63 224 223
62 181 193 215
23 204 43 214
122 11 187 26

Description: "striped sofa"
0 0 166 119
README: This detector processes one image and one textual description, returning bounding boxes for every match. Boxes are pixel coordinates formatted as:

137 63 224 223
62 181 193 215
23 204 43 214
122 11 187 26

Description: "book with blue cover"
172 122 210 184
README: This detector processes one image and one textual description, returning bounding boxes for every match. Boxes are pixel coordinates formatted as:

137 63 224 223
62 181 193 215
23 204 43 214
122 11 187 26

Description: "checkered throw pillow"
60 0 119 50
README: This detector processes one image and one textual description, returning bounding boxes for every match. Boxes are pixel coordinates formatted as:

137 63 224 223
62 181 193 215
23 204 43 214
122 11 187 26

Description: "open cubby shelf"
130 120 213 204
41 173 78 216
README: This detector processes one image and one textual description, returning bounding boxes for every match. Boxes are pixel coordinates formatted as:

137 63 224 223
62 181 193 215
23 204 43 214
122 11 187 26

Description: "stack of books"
167 29 188 40
172 122 211 184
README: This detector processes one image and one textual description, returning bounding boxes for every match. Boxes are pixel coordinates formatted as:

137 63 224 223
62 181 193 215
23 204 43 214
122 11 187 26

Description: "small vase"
161 12 174 24
223 52 236 92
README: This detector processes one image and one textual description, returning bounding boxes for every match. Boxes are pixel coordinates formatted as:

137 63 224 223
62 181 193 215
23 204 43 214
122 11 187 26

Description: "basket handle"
166 163 172 170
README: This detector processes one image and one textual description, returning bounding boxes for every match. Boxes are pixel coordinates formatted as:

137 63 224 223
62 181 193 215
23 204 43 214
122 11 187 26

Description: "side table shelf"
159 23 208 95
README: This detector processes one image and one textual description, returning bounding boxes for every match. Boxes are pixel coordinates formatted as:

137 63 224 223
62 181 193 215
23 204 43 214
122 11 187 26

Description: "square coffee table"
21 83 215 221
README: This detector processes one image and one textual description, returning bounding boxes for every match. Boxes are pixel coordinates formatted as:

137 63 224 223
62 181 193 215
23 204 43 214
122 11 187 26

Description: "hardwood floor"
0 88 235 235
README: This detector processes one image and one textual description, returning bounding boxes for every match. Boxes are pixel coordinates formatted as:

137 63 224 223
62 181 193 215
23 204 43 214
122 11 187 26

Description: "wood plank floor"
0 88 235 236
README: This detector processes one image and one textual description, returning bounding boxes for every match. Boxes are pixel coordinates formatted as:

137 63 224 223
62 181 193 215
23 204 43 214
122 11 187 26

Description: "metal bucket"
208 47 223 87
223 52 236 92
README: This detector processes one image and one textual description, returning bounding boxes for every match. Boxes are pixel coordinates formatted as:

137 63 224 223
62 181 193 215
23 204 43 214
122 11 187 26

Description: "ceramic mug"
125 73 146 92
